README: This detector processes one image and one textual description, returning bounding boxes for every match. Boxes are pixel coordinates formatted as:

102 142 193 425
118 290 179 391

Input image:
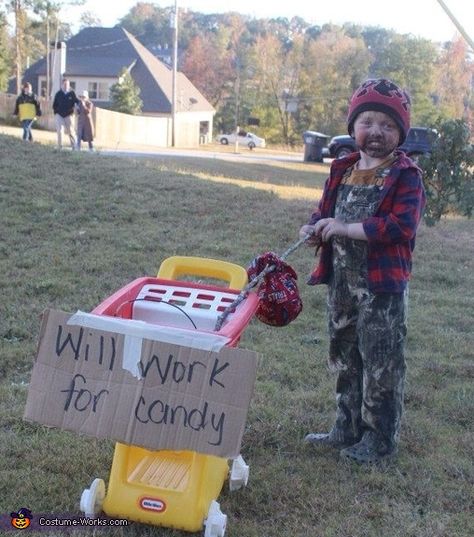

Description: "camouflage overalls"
328 160 407 454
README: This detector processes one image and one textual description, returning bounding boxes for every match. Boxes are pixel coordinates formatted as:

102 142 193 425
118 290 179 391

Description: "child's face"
352 111 400 159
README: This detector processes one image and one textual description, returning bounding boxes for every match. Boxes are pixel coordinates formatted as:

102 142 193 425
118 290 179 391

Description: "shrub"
109 69 143 115
421 119 474 226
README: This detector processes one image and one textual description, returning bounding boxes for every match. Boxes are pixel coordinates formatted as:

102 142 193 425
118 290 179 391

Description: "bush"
421 119 474 226
109 69 143 115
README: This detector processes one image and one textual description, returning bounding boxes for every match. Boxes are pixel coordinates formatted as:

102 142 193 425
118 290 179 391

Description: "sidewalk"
0 123 311 165
0 123 161 153
0 124 57 145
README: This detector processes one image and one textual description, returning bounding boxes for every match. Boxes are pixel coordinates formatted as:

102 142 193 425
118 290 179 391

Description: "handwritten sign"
24 310 258 458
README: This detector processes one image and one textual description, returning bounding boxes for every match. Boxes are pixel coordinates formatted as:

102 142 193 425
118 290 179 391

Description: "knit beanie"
347 79 411 144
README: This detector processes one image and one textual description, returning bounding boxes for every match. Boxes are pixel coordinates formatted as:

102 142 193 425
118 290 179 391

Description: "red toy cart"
80 256 259 536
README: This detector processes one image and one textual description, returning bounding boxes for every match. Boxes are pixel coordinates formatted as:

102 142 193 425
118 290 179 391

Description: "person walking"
52 78 79 149
300 78 426 464
13 82 42 142
76 90 95 151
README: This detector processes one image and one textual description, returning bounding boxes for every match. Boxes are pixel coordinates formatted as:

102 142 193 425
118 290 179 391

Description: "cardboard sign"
24 310 258 458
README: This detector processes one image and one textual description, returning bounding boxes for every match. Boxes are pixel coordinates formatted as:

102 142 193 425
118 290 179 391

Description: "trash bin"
303 131 329 162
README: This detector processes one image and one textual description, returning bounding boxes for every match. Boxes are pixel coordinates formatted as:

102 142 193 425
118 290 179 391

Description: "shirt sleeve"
363 169 426 245
308 175 331 225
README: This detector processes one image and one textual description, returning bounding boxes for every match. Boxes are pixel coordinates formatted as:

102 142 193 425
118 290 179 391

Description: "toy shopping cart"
80 256 259 537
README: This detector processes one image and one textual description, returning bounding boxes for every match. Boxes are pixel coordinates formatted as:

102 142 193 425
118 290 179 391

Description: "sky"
62 0 474 44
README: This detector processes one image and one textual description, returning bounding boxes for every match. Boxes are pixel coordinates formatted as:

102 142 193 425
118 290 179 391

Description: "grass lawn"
0 134 473 536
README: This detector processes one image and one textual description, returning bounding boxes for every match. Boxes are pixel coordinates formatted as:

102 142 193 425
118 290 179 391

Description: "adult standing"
76 90 95 151
53 78 79 149
13 82 42 142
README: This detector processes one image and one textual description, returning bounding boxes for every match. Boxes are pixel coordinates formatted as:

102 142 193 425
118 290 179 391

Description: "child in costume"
300 79 425 463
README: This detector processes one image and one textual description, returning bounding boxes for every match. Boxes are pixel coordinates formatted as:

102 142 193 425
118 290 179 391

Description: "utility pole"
171 0 178 147
234 57 241 153
435 0 474 51
46 15 52 98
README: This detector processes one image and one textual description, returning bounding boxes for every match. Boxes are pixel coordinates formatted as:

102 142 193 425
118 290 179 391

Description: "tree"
0 10 10 90
119 2 172 47
363 32 439 125
250 32 304 144
211 13 253 133
433 37 474 123
6 0 61 94
298 26 372 135
109 69 143 115
421 119 474 226
0 0 78 97
78 10 102 30
180 33 233 109
115 4 474 144
9 0 29 93
30 2 57 99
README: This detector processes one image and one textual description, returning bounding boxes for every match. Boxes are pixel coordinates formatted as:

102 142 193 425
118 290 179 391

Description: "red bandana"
247 252 302 327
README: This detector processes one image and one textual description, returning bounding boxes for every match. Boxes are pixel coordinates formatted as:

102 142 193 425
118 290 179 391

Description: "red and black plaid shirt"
307 150 426 293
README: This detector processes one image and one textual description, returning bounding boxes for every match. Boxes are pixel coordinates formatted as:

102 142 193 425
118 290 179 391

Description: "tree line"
119 3 473 143
1 1 473 144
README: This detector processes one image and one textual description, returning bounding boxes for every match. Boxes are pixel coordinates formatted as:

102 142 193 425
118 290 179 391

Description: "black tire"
220 138 229 145
248 141 255 150
335 146 352 159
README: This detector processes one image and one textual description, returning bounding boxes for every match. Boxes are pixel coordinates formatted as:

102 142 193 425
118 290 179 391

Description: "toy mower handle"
157 256 248 290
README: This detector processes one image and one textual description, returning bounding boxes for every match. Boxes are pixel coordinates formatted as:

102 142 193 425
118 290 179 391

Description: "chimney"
50 41 67 96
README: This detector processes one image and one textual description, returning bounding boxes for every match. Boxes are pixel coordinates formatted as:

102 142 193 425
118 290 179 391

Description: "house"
14 26 214 145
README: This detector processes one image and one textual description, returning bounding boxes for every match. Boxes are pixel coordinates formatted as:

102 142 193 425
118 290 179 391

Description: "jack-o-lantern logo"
10 508 33 530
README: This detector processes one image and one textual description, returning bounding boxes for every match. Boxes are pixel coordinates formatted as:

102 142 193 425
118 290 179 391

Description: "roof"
16 26 214 115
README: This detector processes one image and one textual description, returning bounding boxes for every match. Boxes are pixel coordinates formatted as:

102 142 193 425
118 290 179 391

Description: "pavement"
0 123 312 165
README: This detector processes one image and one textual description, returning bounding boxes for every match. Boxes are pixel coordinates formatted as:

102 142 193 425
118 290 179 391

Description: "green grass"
1 134 473 536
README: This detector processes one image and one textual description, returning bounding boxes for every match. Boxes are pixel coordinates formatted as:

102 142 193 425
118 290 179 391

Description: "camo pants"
327 281 407 451
327 173 408 452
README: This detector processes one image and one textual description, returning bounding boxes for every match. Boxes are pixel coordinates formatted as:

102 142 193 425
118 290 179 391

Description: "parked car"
327 127 435 160
217 130 266 149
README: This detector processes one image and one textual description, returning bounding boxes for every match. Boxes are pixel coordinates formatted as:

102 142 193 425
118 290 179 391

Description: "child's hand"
299 224 321 246
314 218 348 241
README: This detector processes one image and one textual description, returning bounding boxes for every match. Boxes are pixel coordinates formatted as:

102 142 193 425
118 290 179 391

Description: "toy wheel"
204 500 227 537
229 455 249 491
80 478 105 518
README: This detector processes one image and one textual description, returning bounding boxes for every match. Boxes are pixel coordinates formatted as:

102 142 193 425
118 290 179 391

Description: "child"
13 82 42 142
299 78 425 463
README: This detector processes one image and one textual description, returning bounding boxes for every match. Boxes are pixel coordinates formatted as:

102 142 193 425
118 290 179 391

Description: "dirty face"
352 111 400 159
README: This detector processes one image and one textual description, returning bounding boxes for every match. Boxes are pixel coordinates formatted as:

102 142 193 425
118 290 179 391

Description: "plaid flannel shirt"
308 150 426 293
